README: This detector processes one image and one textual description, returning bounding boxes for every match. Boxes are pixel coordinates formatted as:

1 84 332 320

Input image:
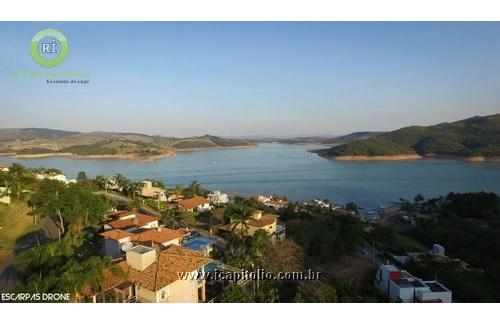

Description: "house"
101 225 185 257
131 227 185 248
0 187 11 205
218 210 280 239
207 191 229 205
178 196 212 212
104 211 159 232
256 195 289 210
375 264 452 303
100 229 134 257
139 180 167 202
87 245 213 303
35 173 76 185
167 193 184 202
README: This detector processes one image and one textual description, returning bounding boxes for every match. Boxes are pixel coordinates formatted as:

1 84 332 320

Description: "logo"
30 28 69 68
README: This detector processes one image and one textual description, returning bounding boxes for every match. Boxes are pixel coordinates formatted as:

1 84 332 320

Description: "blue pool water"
183 235 217 250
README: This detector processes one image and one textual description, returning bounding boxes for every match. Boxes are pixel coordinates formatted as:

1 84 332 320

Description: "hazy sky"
1 22 500 137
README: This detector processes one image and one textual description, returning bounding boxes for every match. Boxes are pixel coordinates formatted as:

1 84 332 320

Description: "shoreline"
327 154 500 162
0 144 257 162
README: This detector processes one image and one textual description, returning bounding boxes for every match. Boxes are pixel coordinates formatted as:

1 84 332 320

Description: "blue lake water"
1 143 499 208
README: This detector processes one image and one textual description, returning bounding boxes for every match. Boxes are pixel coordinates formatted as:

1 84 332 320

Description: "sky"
1 22 500 137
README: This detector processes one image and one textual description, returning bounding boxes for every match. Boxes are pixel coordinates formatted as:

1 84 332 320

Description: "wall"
104 238 125 257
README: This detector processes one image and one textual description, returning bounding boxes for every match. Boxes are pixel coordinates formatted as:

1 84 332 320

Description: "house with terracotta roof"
256 195 289 210
131 227 185 248
218 210 280 239
101 223 185 258
178 196 212 212
87 245 213 303
104 211 159 232
100 229 134 257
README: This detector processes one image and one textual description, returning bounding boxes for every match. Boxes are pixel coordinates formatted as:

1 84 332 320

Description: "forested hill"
315 114 500 159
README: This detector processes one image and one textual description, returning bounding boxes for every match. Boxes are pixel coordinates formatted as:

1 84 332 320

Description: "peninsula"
0 129 253 161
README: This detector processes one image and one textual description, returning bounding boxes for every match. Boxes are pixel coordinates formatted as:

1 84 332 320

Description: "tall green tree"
226 203 253 235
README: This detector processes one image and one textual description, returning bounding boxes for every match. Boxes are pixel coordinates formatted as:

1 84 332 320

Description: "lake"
1 143 500 209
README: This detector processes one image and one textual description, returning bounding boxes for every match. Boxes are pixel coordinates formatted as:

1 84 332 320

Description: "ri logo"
30 28 69 68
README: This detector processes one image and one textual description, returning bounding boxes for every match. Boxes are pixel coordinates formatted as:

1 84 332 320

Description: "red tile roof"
100 229 133 240
178 196 209 210
116 245 211 291
131 228 185 245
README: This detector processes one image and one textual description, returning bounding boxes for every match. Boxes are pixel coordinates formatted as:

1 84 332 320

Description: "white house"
100 229 134 257
207 191 229 205
375 264 452 303
88 245 212 303
178 196 212 212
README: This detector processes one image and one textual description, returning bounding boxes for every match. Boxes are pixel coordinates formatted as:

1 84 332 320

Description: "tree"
172 185 184 199
219 284 254 303
264 239 304 274
226 203 253 235
29 180 108 241
77 171 88 182
414 193 425 203
248 230 271 268
11 175 35 200
185 180 205 198
114 173 130 194
297 281 338 302
345 202 359 215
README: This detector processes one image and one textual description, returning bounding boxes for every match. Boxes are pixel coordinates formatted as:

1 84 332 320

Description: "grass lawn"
0 201 36 257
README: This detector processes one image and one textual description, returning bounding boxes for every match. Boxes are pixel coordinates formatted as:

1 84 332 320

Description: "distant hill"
322 131 385 145
0 128 79 142
248 132 383 145
314 114 500 160
0 129 252 161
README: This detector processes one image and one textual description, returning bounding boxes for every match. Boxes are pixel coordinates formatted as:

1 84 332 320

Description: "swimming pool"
183 235 217 251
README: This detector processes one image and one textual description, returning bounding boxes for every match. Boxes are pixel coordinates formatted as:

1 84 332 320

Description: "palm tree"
186 180 204 198
227 204 253 235
249 229 271 268
172 185 184 200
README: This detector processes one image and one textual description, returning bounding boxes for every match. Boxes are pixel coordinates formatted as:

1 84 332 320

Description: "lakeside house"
256 195 289 210
218 209 284 240
87 244 213 303
178 196 212 212
139 180 167 202
207 190 229 205
375 263 452 303
100 210 188 258
35 172 76 185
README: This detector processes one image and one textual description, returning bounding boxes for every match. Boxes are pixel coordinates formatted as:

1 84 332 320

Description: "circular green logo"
30 28 69 68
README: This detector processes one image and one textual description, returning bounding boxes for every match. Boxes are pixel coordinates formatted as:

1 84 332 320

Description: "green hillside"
316 114 500 158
